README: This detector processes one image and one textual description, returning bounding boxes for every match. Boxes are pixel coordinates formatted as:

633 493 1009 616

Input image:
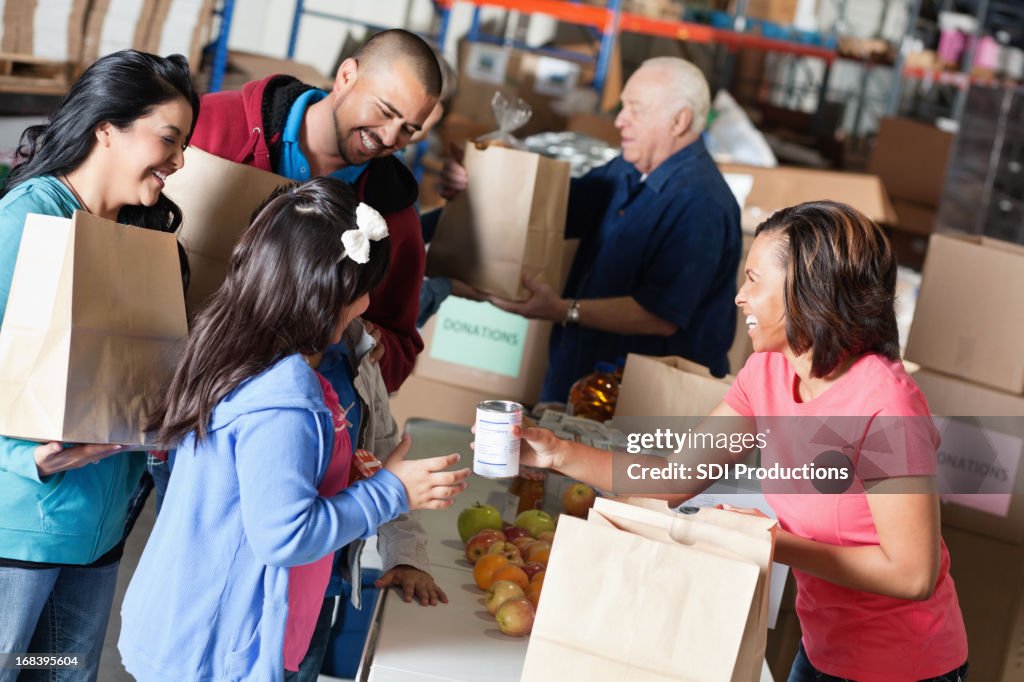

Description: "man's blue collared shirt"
279 89 367 183
543 137 742 402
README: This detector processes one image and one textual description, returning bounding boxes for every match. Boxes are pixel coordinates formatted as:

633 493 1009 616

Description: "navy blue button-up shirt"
543 138 742 402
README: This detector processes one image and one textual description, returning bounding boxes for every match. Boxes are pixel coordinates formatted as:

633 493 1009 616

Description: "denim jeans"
788 642 969 682
284 597 337 682
146 455 171 516
0 562 119 682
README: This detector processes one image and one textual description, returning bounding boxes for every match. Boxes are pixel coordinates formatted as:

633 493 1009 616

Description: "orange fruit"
526 546 550 565
491 565 530 590
527 588 541 609
530 571 545 588
473 554 510 590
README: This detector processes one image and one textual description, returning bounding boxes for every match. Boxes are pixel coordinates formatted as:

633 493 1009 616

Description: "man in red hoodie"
189 29 440 392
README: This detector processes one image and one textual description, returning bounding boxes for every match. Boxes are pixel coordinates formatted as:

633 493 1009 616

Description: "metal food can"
473 400 522 479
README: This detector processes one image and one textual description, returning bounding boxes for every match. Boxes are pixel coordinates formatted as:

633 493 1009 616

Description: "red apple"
536 531 555 543
486 541 523 564
485 580 526 614
520 561 546 580
503 526 532 544
465 529 506 564
562 482 597 517
495 597 535 636
510 536 535 552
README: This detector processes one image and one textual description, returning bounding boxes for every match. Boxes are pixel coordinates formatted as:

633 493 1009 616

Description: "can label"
474 400 522 478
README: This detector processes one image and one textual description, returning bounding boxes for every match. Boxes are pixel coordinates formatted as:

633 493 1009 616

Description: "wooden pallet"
0 53 71 95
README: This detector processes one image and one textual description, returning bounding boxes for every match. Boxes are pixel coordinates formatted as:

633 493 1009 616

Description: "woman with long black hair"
0 50 199 681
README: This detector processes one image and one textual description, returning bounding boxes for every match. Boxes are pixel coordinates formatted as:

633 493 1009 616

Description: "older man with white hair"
442 57 741 402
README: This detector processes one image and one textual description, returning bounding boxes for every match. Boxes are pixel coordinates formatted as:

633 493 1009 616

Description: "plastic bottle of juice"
567 361 621 422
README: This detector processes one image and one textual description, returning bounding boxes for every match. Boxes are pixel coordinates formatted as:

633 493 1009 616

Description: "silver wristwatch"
564 299 581 325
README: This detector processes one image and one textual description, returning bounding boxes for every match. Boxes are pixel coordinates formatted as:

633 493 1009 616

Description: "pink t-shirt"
283 373 354 672
724 352 968 682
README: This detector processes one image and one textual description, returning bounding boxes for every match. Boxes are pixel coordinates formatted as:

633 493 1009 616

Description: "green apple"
514 509 556 538
457 502 504 543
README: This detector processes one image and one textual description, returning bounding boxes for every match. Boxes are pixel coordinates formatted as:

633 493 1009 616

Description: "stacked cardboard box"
84 0 214 71
446 38 623 142
0 0 215 96
905 232 1024 681
868 117 956 270
731 0 799 24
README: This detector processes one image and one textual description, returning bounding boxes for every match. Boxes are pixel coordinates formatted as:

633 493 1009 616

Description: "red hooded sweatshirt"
188 75 424 393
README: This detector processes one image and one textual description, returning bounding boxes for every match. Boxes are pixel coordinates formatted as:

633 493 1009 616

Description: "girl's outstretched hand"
383 436 470 510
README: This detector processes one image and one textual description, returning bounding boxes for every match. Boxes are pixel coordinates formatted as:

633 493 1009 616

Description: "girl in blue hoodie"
0 50 199 682
119 177 469 682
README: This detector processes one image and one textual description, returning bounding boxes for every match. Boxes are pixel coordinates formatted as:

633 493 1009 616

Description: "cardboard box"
718 163 896 231
0 1 20 53
147 0 216 71
82 0 160 65
411 298 553 408
452 39 623 137
566 112 620 147
198 50 331 92
906 233 1024 395
733 0 799 24
17 0 90 63
399 240 578 419
389 375 494 430
913 368 1024 545
868 117 955 207
941 525 1024 682
890 198 938 236
614 354 731 418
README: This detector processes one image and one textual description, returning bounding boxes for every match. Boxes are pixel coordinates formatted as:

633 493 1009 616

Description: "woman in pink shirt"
513 201 968 681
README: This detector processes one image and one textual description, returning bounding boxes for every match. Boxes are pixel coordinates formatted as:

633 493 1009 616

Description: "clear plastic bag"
474 91 532 150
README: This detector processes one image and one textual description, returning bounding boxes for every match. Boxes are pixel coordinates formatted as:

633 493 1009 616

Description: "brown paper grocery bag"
0 211 188 446
426 143 570 301
163 147 292 312
614 354 733 419
520 497 775 682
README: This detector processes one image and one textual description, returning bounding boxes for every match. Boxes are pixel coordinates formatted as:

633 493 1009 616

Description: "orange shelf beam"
435 0 609 29
438 0 836 63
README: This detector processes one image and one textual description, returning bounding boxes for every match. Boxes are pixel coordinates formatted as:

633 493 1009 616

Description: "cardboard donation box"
906 233 1024 395
521 497 775 682
426 143 570 301
913 368 1024 545
163 147 292 312
719 163 896 232
615 354 732 419
0 211 187 446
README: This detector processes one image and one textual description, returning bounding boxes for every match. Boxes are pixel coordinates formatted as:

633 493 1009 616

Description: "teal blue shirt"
0 175 145 563
279 88 368 183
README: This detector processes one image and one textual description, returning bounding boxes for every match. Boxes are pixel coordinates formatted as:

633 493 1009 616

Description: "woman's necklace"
61 175 93 215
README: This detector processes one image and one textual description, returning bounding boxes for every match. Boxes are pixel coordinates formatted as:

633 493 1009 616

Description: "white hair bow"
341 202 389 264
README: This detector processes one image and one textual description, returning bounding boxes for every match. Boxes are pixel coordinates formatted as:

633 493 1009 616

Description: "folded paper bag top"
0 211 188 447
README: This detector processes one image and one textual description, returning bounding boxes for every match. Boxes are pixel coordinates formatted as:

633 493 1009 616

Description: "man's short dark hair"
356 29 442 99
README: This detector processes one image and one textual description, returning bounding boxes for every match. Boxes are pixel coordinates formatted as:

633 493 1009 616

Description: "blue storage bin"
320 568 383 679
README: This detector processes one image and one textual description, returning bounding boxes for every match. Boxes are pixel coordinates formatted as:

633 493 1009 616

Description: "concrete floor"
99 492 349 681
